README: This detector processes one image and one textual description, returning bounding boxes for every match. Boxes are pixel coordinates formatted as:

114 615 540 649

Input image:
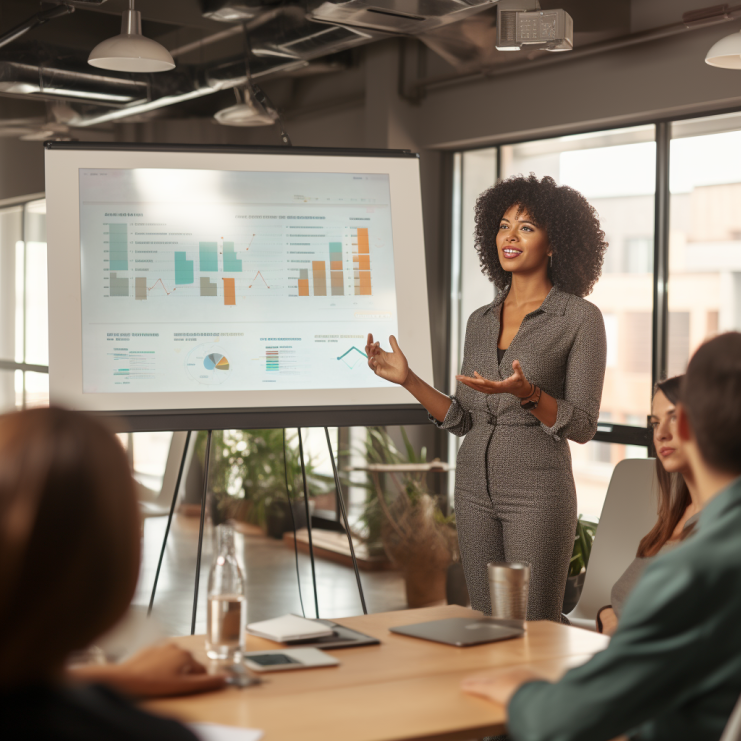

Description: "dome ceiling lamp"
705 29 741 69
88 0 175 73
214 85 278 127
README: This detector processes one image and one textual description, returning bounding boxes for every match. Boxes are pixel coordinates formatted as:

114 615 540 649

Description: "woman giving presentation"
366 174 607 621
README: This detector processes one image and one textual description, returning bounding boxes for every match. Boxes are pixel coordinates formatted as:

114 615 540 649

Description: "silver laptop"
389 617 524 647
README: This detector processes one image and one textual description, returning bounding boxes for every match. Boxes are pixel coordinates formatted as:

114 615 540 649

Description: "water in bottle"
206 523 246 660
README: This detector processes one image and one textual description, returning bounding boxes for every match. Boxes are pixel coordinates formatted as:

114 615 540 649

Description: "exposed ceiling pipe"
0 4 75 51
0 58 149 104
406 3 741 98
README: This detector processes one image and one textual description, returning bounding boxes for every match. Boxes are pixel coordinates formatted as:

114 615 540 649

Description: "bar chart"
110 272 129 297
175 252 194 285
199 242 218 272
223 242 242 272
222 277 236 306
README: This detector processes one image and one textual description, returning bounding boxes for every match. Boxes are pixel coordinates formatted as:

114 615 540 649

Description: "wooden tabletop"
145 605 608 741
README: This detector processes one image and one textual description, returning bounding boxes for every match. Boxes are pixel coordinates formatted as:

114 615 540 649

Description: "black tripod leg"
325 427 368 614
148 431 192 617
297 428 320 619
191 430 212 636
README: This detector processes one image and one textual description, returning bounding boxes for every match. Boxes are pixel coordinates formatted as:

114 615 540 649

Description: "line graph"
249 271 270 289
337 346 367 370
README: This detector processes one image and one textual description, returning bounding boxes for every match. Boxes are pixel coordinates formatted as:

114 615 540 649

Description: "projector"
496 0 573 52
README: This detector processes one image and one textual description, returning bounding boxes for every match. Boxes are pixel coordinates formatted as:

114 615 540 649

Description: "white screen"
46 147 433 419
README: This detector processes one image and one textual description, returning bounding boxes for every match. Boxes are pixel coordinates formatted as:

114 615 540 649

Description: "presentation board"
45 143 434 430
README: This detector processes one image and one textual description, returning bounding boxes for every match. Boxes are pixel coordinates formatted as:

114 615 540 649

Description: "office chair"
566 458 659 630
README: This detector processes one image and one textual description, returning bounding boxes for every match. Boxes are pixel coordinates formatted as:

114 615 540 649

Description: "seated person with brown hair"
462 332 741 741
0 407 225 739
598 375 700 635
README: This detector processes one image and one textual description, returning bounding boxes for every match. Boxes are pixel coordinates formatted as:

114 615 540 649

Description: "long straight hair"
637 376 694 558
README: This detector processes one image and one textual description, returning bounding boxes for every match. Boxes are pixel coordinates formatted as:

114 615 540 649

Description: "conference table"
146 605 609 741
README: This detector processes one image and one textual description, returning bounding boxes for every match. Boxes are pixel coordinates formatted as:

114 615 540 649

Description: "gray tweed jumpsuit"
432 286 607 621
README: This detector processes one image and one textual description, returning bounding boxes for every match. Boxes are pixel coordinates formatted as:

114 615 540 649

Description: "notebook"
246 614 335 643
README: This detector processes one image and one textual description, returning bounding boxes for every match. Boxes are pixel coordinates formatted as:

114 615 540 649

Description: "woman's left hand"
456 360 532 398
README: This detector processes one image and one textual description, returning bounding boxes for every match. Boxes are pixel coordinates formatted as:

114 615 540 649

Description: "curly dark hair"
474 173 607 297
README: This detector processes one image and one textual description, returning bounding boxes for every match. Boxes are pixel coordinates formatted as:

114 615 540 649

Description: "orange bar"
331 272 343 287
360 286 372 296
330 260 343 270
358 255 370 270
352 254 360 262
223 278 236 305
312 261 326 272
357 228 369 252
298 278 309 296
359 272 371 288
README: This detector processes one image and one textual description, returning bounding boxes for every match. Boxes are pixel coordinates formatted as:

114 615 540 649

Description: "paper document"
189 722 263 741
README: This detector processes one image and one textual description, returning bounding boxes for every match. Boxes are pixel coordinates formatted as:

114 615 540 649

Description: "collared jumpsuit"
432 286 607 621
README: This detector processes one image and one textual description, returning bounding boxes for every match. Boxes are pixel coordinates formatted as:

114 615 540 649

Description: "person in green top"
462 331 741 741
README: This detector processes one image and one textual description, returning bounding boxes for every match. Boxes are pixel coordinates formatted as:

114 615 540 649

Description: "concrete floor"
134 512 407 637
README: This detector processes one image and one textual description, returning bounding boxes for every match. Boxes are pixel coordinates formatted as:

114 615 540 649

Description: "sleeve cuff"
539 399 574 442
507 680 552 740
429 395 462 430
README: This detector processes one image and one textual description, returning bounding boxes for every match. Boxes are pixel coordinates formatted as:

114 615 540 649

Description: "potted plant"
355 427 459 608
195 429 332 537
562 514 597 614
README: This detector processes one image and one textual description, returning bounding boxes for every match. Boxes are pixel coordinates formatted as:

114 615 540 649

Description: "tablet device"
389 617 524 647
242 648 340 672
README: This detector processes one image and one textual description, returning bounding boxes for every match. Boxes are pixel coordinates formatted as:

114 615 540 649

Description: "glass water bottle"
206 523 246 661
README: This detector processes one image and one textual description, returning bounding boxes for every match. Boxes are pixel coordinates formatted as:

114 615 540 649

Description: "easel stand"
147 428 367 634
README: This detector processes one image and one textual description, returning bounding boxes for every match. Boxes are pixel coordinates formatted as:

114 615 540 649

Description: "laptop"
389 617 524 647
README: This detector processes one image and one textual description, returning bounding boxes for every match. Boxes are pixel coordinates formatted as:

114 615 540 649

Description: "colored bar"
200 277 217 296
223 242 242 272
223 277 236 305
357 255 370 270
266 350 279 372
110 272 129 297
312 260 327 296
331 271 344 296
135 276 147 300
298 279 309 296
357 228 369 254
175 252 194 285
199 242 218 272
109 223 128 270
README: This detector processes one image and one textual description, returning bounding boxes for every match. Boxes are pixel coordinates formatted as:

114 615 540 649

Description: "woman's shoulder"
556 289 604 323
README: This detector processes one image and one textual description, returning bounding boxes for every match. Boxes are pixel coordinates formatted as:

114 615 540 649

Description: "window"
0 197 48 412
669 111 741 371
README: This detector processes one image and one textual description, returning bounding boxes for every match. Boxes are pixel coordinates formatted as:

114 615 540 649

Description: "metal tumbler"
487 561 531 627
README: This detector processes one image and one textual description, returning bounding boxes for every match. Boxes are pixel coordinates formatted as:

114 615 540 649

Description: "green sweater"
508 475 741 741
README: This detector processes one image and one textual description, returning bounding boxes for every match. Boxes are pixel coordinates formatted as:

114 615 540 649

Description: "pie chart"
204 353 230 371
185 343 233 386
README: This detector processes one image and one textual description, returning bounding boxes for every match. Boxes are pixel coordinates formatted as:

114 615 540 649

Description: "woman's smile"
502 246 523 259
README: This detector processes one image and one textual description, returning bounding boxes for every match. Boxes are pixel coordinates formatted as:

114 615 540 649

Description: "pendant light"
88 0 175 73
705 29 741 69
214 86 278 127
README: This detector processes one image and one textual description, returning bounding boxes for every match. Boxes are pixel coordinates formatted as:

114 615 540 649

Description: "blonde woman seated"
597 375 700 635
0 407 225 739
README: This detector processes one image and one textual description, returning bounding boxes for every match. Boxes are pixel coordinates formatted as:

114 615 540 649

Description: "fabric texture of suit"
432 285 607 621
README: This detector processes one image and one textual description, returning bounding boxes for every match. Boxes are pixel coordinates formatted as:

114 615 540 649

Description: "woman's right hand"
366 333 410 386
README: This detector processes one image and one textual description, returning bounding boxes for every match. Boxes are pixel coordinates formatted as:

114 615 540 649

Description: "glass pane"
0 369 22 413
669 112 741 371
132 431 174 494
570 439 647 519
24 200 48 366
0 206 22 363
500 125 656 421
24 370 49 409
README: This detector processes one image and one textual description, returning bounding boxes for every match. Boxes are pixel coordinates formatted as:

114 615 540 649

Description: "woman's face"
650 389 690 475
496 204 551 276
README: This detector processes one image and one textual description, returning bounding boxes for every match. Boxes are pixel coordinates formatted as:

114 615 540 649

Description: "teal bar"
175 252 194 285
223 241 242 272
199 242 218 272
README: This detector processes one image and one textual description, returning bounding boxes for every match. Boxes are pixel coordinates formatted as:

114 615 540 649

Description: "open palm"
456 360 531 397
365 333 409 385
